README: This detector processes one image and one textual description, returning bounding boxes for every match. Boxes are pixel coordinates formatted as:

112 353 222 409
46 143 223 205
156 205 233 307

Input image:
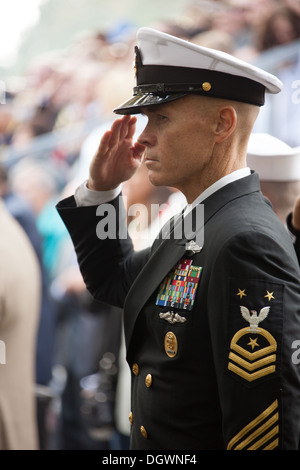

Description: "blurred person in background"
0 198 41 450
247 132 300 268
0 163 56 448
247 132 300 225
9 158 124 449
209 0 251 49
252 4 300 146
256 4 300 50
10 158 69 282
283 0 300 16
50 257 122 450
245 134 300 266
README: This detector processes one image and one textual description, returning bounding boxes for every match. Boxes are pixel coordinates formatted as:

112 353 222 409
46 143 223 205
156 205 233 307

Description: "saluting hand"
88 115 145 191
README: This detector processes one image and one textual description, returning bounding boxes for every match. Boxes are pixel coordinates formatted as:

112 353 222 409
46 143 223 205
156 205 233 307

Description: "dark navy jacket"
57 172 300 450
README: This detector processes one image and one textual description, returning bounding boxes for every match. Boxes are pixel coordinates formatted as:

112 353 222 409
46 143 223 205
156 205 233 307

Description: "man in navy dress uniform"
57 28 300 450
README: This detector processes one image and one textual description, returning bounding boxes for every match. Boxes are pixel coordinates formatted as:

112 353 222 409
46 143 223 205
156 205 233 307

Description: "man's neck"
184 167 251 213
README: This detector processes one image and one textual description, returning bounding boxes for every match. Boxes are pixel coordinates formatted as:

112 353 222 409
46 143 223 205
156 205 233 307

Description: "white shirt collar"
184 167 251 216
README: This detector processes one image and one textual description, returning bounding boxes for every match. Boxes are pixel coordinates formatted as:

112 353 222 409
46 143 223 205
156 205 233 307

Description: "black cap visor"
113 92 187 115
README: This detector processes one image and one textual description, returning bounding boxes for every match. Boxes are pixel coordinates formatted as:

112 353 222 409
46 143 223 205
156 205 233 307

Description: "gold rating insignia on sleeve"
227 400 279 450
228 305 277 382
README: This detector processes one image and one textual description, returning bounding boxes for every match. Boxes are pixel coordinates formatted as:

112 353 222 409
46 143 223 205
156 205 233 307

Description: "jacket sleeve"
56 194 151 308
208 229 300 450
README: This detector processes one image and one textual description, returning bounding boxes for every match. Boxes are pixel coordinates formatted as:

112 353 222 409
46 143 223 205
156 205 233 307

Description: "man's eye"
158 114 167 121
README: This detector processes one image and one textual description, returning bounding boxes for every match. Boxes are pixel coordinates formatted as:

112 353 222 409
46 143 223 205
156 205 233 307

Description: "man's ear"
215 106 237 143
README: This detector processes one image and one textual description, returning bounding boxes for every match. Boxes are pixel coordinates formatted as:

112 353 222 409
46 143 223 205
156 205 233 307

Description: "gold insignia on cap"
202 82 212 92
228 305 277 382
164 331 178 358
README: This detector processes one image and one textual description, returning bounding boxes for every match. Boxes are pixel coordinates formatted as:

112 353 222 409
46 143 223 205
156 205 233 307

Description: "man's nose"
137 128 147 146
137 125 155 147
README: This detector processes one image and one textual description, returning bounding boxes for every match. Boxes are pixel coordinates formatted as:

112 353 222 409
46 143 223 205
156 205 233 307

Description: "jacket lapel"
123 215 187 350
123 172 261 350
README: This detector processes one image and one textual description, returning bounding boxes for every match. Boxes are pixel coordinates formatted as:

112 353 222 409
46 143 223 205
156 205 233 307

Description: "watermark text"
95 199 204 247
292 80 300 105
291 340 300 365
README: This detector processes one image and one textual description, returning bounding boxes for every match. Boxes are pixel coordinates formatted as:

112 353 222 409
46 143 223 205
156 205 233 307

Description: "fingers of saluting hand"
96 120 124 158
125 116 138 139
109 117 125 148
89 115 144 191
98 115 137 157
97 130 113 157
109 115 134 148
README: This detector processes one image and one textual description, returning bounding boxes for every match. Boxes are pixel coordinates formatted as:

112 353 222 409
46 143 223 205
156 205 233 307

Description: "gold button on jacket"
140 425 148 439
145 373 152 387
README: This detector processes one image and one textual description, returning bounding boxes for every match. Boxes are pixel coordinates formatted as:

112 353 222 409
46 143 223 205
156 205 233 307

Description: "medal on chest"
155 258 202 311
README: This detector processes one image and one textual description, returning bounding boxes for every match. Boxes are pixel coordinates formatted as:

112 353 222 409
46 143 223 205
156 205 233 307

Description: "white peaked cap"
114 27 283 114
247 133 300 181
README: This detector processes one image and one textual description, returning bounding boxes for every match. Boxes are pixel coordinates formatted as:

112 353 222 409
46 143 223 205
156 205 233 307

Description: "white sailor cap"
114 27 283 115
247 133 300 181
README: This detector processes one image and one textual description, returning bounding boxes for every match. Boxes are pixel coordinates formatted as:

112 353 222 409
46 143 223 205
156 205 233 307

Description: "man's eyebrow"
141 107 156 116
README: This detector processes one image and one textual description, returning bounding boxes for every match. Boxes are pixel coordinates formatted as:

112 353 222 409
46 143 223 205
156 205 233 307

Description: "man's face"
137 95 217 202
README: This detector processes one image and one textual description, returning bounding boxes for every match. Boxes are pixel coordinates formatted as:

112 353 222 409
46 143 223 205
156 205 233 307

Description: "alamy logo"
292 80 300 105
0 340 6 364
291 339 300 365
95 199 205 247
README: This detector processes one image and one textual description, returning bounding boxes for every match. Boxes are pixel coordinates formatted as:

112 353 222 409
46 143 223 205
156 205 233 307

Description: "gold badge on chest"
164 331 178 358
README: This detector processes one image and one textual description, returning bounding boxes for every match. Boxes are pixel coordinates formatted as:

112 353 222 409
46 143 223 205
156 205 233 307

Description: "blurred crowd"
0 0 300 450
